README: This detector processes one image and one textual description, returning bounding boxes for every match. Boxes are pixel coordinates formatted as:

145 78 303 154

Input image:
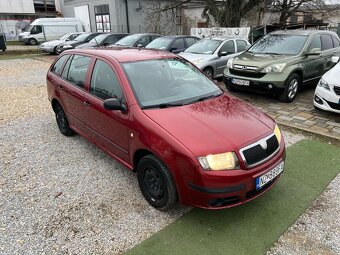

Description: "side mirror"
218 51 228 57
170 47 177 52
137 44 143 48
103 98 127 113
103 42 110 46
306 48 321 56
331 56 339 63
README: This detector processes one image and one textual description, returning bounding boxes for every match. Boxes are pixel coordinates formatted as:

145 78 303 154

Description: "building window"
94 5 110 32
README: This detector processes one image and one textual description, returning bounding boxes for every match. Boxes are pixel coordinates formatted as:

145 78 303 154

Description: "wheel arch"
133 149 153 172
51 98 61 113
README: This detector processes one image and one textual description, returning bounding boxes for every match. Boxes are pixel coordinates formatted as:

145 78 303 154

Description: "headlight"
192 59 203 65
274 124 282 144
63 45 73 49
318 78 330 90
227 58 234 69
198 152 239 171
261 63 286 73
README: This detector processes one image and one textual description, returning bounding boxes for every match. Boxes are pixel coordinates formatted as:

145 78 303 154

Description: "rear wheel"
137 155 178 211
203 67 214 79
54 104 75 136
279 73 300 103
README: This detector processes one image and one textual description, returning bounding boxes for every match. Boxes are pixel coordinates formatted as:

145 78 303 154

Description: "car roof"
67 48 176 63
160 35 198 39
269 29 337 36
204 36 246 41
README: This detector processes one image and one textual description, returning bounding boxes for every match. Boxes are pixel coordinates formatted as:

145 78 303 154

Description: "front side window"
67 55 92 88
122 58 221 108
307 36 322 52
219 40 235 54
172 39 185 49
90 60 123 101
248 34 308 55
51 55 69 76
185 37 198 47
321 35 333 50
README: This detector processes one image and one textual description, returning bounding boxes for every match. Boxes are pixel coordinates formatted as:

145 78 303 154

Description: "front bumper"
39 45 55 53
224 67 288 93
56 46 73 54
182 141 286 209
314 86 340 114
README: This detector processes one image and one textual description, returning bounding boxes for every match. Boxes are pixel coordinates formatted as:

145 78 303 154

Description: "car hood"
143 93 274 156
233 52 295 69
179 52 213 62
322 62 340 85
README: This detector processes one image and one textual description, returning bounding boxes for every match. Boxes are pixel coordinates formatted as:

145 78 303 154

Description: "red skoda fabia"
47 48 286 210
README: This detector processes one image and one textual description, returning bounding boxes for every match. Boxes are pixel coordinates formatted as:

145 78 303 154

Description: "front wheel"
279 74 300 103
137 155 178 211
55 104 75 136
203 67 214 79
28 38 38 46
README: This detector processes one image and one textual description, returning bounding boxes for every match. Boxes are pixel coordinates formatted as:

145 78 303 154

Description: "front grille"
334 86 340 96
229 69 266 79
241 134 279 167
325 99 340 110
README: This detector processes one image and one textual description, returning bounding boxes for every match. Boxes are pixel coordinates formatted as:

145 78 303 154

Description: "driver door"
303 35 325 81
215 40 237 77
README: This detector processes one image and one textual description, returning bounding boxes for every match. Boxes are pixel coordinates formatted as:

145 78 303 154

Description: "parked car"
179 37 250 79
39 32 84 54
114 33 161 48
76 33 129 49
56 32 103 54
47 48 285 211
314 56 340 113
145 35 199 53
224 30 340 102
19 18 83 45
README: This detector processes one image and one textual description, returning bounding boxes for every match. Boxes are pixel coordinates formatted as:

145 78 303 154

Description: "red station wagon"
47 48 286 210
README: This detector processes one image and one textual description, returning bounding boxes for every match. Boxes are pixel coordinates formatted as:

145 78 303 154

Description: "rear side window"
51 55 69 76
172 39 185 49
220 40 235 54
236 40 248 52
90 60 124 101
307 36 322 52
185 37 198 47
332 36 340 47
67 55 92 88
321 35 333 50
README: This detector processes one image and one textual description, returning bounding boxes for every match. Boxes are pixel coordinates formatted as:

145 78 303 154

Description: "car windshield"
146 37 172 49
122 58 222 108
74 33 91 42
185 39 221 54
248 34 308 55
59 33 70 40
115 34 141 46
89 34 108 44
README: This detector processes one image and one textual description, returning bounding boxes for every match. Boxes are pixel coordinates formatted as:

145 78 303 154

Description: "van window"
67 55 92 88
51 55 69 76
90 60 124 101
30 25 42 35
321 35 333 50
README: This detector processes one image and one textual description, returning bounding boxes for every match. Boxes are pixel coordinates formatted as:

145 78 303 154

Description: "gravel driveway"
0 57 338 254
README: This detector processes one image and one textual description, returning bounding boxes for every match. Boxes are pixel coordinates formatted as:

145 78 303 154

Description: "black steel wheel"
137 155 178 211
55 104 75 136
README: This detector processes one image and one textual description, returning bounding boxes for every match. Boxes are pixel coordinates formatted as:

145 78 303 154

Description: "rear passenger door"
57 54 92 131
83 58 130 162
321 34 338 72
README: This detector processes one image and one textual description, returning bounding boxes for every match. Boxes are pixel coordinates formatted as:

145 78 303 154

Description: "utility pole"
44 0 48 13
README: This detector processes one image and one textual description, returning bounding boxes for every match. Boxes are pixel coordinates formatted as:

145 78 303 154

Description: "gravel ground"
0 57 338 254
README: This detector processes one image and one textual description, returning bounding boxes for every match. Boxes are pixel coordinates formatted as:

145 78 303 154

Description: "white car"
39 32 84 54
314 56 340 114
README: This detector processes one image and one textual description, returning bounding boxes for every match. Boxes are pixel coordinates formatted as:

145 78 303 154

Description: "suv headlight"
261 63 286 73
198 152 239 171
318 78 330 90
274 124 282 144
192 59 203 65
227 58 234 69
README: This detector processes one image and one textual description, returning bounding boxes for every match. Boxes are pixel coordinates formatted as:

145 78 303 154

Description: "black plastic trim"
189 183 246 194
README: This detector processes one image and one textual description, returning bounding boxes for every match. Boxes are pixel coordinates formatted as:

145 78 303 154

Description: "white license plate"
256 161 284 190
232 78 250 86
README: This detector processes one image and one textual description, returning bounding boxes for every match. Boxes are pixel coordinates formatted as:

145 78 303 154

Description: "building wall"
0 0 35 14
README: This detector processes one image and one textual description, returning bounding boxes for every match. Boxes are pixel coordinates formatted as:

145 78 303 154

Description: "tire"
203 67 214 79
28 38 38 46
53 46 58 55
54 103 75 136
137 155 178 211
279 73 300 103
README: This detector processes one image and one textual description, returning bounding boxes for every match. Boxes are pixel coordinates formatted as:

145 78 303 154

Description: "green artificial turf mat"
126 140 340 255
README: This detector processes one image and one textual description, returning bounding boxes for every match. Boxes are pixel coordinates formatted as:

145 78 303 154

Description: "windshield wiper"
189 93 222 104
141 102 183 109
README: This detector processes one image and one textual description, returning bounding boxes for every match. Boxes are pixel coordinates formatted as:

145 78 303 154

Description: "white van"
19 18 84 45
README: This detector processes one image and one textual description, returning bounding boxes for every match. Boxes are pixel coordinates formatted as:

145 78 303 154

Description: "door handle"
83 101 91 107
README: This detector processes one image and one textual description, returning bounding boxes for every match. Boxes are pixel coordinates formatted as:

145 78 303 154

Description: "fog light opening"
267 84 273 89
314 95 323 105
